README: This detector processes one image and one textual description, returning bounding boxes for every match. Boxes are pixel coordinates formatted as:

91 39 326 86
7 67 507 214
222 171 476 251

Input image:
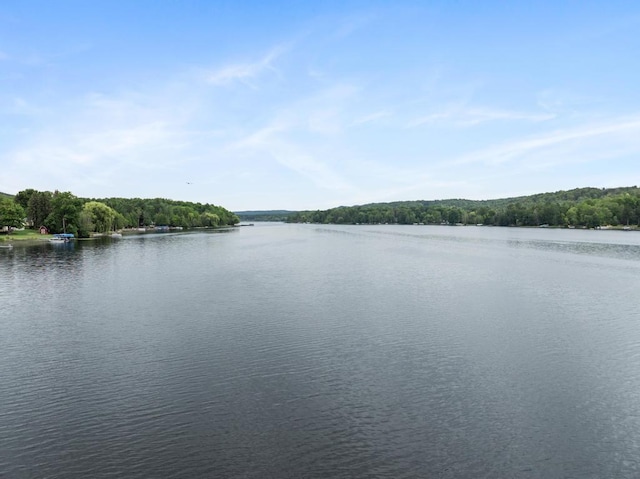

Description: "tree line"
287 187 640 228
235 210 295 222
1 189 239 236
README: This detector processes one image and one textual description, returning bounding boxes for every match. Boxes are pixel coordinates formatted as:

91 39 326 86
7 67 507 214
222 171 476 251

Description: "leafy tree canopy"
81 201 118 234
0 199 25 229
11 188 239 233
287 186 640 228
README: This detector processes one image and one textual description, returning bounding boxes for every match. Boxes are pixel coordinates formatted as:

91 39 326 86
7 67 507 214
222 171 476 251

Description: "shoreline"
2 223 637 246
0 225 238 245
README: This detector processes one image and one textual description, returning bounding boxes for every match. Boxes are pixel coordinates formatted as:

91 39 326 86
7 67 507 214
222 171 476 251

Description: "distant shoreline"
2 222 636 246
1 225 238 244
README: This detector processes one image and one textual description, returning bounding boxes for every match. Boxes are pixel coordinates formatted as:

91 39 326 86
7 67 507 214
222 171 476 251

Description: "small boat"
0 244 12 249
49 233 75 243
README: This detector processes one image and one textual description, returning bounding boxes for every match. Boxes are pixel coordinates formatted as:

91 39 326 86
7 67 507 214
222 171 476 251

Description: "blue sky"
1 1 640 210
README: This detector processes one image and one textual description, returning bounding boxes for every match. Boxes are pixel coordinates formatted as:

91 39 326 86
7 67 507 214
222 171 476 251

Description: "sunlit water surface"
2 224 640 478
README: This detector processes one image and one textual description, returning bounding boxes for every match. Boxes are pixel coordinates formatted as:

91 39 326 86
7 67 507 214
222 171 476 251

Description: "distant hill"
235 210 295 222
0 192 13 200
355 186 638 210
287 186 640 229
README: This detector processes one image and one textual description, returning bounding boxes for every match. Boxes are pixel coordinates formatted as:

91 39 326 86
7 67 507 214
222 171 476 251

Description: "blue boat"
49 233 75 243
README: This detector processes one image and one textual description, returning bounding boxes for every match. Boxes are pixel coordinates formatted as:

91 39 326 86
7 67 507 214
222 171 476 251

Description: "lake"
2 223 640 478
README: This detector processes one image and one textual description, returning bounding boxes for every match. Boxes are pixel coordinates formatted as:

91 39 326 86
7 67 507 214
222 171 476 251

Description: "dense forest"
4 186 640 235
287 187 640 229
0 188 239 236
235 210 295 222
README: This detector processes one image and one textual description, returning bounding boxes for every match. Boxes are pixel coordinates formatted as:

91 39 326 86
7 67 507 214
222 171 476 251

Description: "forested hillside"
5 186 640 234
2 188 238 236
97 196 239 230
235 210 295 222
287 187 640 228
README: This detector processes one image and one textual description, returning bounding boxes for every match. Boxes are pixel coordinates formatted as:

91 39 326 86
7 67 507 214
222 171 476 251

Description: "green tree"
79 209 95 234
27 191 52 228
0 199 25 230
82 201 117 233
45 191 83 235
616 193 639 226
14 189 37 210
576 202 609 228
446 207 463 224
565 206 579 226
114 212 126 230
200 212 220 227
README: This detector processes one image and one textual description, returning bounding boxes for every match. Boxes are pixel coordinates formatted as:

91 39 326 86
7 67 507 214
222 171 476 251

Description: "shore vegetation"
286 186 640 229
2 189 239 237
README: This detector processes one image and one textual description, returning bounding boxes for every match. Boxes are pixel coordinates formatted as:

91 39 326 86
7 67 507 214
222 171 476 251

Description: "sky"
1 1 640 211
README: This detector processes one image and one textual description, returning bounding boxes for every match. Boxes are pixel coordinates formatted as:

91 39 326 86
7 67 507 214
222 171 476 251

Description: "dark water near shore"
2 224 640 478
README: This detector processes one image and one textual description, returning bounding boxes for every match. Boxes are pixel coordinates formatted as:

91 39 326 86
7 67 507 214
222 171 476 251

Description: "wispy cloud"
229 120 352 191
207 45 288 88
305 84 359 133
3 2 639 210
408 105 555 128
365 114 640 203
2 84 209 197
7 97 49 116
329 12 376 40
351 110 391 126
1 38 302 200
452 116 640 167
536 88 605 116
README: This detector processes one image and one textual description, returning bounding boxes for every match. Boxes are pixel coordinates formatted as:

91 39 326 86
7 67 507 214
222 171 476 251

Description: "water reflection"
506 237 640 260
1 225 640 478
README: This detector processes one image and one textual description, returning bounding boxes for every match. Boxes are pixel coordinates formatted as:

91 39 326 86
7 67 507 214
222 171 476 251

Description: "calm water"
2 224 640 478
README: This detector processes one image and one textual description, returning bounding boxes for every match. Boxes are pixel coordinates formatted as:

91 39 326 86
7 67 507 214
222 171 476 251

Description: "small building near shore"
39 226 49 234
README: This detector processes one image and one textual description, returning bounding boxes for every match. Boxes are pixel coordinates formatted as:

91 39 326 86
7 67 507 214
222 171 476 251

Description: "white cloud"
452 116 640 167
3 10 639 211
1 82 214 198
227 111 352 190
207 45 287 87
4 97 47 116
408 105 555 128
294 83 360 134
351 110 391 126
329 12 376 40
228 120 352 191
536 88 602 114
354 114 640 204
271 145 351 191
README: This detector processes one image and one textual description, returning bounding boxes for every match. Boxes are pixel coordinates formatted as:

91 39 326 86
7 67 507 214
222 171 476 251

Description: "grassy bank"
1 229 50 243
